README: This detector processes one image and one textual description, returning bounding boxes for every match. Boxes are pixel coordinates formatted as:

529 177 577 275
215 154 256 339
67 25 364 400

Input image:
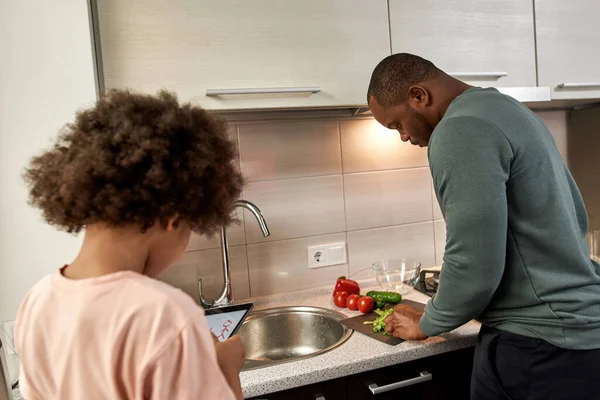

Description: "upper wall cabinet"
98 0 390 110
536 0 600 100
388 0 537 88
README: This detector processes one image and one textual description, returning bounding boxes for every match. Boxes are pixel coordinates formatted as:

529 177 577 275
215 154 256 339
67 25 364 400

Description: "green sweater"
419 87 600 349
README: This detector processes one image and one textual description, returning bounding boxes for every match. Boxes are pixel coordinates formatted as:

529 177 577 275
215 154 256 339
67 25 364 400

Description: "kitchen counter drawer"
345 347 474 399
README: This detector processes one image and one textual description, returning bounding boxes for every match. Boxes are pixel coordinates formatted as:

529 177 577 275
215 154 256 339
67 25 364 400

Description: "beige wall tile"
238 120 342 181
340 119 428 173
186 210 246 251
243 175 346 243
568 107 600 230
159 245 250 303
536 111 568 162
434 219 446 266
431 179 444 220
247 233 348 297
347 222 436 278
344 168 433 231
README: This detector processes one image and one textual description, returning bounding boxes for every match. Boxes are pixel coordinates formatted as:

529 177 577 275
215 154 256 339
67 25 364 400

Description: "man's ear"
407 86 430 108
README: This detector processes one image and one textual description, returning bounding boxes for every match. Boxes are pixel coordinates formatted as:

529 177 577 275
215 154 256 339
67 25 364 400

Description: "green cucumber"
366 291 402 305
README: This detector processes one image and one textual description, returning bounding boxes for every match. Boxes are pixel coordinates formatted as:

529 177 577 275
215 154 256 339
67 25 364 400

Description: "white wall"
536 110 569 163
0 0 97 324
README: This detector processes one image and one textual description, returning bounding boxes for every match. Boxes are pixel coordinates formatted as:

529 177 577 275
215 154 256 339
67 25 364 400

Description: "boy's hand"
213 334 246 400
214 335 246 371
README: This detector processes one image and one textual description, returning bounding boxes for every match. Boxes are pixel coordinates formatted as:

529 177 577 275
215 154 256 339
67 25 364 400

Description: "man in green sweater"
369 54 600 399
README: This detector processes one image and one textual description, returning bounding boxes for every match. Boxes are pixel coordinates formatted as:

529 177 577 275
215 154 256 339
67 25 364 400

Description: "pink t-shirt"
14 269 236 400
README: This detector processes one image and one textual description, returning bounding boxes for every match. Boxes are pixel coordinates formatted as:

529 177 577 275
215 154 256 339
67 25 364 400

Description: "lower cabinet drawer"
346 347 474 399
346 359 439 398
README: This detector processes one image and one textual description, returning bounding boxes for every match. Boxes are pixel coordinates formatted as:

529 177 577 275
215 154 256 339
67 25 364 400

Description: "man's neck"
434 76 473 126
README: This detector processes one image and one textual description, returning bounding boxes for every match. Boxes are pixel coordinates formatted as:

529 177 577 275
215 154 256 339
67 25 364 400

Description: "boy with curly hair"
14 90 246 399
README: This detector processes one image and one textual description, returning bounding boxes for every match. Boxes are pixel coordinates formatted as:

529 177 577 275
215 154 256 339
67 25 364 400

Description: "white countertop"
240 282 480 398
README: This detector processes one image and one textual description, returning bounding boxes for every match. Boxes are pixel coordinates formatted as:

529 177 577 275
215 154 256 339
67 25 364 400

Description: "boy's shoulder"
19 271 204 336
113 274 210 358
119 272 205 323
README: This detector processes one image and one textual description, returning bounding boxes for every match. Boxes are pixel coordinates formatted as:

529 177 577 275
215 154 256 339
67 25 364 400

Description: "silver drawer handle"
205 86 321 96
556 83 600 89
449 72 508 78
368 371 432 394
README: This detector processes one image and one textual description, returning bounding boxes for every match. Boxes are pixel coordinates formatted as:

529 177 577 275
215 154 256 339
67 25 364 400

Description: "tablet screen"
204 303 254 342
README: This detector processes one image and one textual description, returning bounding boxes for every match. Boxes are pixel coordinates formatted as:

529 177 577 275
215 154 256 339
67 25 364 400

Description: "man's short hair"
367 53 441 108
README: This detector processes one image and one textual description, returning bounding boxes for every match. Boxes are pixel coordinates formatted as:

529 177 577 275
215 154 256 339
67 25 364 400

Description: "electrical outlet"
307 242 347 269
2 320 16 355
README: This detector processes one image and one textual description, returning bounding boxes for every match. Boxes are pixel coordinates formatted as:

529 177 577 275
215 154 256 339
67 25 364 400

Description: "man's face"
369 96 434 147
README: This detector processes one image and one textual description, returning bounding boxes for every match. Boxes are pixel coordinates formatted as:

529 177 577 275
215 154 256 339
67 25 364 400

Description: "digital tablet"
204 303 254 342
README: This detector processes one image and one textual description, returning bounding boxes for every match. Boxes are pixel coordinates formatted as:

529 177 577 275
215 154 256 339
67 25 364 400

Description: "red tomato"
346 294 361 311
357 296 375 314
333 291 349 308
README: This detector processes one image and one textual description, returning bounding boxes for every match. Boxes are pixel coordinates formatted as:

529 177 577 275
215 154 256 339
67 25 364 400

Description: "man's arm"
419 116 513 337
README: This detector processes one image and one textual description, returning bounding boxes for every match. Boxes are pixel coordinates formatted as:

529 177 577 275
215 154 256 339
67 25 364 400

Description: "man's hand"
384 304 429 340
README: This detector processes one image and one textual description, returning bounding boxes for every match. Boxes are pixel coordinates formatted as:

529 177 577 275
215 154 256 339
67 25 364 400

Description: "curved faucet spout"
199 200 270 309
235 200 270 237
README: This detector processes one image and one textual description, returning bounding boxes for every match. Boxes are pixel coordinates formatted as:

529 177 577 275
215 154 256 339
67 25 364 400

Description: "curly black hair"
24 89 243 235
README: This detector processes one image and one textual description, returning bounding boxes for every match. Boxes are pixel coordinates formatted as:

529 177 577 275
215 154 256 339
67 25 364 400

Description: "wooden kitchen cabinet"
388 0 536 88
535 0 600 100
248 346 474 400
97 0 390 110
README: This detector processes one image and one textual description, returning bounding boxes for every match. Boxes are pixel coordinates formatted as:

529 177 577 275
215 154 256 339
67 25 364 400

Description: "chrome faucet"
199 200 270 309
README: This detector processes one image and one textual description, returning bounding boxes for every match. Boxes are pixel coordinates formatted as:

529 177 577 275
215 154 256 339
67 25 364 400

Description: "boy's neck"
63 225 152 280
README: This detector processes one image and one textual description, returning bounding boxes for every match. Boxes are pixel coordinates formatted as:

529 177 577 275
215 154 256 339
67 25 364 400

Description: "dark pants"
471 325 600 400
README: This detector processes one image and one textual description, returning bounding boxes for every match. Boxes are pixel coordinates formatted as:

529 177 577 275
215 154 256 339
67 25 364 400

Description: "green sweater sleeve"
420 116 514 337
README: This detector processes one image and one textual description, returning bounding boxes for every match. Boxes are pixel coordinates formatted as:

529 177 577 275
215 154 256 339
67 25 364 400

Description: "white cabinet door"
97 0 390 110
536 0 600 100
388 0 536 88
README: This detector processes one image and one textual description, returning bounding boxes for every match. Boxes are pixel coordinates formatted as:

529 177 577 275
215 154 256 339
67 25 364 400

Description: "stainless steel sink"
238 306 352 371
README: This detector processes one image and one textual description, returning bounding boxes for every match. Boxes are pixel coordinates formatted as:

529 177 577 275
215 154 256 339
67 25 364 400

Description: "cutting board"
340 300 426 345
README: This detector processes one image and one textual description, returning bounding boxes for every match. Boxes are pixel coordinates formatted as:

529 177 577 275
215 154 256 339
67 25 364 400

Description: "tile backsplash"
343 168 433 231
159 111 568 303
243 175 346 243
